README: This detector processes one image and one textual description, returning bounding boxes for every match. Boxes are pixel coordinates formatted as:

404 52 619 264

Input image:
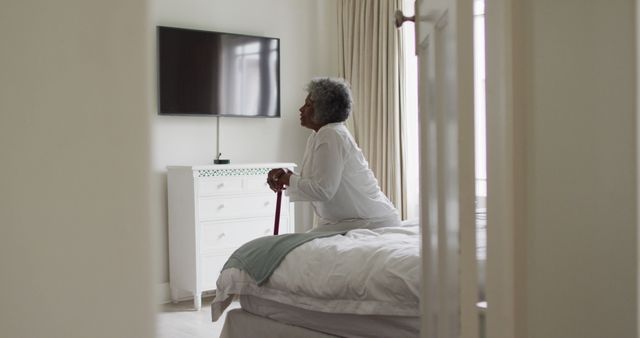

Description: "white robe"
286 122 400 231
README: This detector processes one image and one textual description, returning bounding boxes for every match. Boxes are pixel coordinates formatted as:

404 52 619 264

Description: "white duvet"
211 222 420 321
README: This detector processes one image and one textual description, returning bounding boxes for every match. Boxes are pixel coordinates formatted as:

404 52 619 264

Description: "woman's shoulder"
315 123 359 155
317 122 350 140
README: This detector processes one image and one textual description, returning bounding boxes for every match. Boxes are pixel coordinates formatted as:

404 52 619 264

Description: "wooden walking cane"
273 189 282 235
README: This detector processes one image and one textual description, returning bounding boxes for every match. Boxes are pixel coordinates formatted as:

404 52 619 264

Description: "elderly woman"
267 78 400 231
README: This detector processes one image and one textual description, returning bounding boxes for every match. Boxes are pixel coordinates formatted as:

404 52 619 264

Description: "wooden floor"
156 296 240 338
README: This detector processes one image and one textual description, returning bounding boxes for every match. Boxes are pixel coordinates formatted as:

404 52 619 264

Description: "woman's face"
299 94 319 131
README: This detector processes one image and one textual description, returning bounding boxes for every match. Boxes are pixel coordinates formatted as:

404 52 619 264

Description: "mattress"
212 222 421 337
212 222 420 320
239 295 419 338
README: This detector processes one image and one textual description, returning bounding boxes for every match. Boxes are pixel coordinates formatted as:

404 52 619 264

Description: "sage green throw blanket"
222 231 345 286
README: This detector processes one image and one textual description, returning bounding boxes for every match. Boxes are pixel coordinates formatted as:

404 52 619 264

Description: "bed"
211 221 421 338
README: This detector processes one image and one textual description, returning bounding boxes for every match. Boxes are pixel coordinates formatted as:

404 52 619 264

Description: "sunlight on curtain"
337 0 404 215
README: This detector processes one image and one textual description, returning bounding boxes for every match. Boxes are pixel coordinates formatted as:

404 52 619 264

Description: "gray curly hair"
306 78 352 124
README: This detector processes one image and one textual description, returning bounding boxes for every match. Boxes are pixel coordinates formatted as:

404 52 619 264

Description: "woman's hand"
267 168 292 192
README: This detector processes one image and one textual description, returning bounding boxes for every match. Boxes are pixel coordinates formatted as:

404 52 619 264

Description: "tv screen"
158 26 280 117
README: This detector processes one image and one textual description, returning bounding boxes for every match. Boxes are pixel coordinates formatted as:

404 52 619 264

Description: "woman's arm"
287 133 345 201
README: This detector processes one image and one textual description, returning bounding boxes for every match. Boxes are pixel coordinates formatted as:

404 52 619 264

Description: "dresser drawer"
200 218 281 251
198 194 287 221
244 176 271 194
198 177 243 196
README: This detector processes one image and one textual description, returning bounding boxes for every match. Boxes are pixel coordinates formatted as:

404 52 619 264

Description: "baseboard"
156 283 216 304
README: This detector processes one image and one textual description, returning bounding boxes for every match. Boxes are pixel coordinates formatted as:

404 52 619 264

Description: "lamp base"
213 159 230 164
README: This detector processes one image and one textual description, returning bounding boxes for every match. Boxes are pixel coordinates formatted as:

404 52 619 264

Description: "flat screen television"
158 26 280 117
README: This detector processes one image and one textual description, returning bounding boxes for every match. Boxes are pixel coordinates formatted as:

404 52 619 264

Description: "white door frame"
484 0 525 337
415 0 478 337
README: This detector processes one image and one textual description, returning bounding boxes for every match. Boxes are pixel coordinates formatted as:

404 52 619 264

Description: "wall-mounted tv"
158 26 280 117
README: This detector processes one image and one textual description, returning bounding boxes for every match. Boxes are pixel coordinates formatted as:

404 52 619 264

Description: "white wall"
152 0 339 285
512 1 637 337
0 1 153 337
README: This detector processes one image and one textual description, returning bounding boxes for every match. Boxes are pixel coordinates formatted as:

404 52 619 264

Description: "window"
401 0 419 220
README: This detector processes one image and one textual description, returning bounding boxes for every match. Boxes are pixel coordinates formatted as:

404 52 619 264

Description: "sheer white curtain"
337 0 405 217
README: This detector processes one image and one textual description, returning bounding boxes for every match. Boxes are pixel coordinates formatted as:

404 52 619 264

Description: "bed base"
220 309 339 338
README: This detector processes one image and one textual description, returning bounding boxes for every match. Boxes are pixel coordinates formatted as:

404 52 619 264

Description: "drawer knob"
217 183 225 189
217 233 226 239
217 204 225 210
264 201 270 207
264 228 271 234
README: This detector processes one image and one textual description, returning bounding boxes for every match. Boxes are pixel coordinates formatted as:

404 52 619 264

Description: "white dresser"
167 163 295 310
